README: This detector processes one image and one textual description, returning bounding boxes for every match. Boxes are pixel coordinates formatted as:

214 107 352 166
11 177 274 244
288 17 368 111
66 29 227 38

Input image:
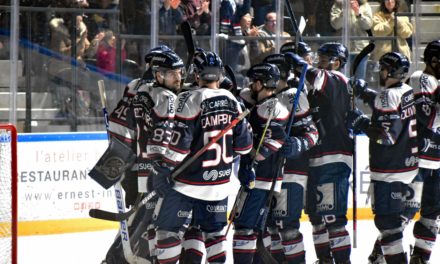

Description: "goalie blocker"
89 137 136 189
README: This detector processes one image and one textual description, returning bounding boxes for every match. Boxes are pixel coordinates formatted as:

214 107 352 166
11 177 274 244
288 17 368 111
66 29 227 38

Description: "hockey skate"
313 257 334 264
368 244 386 264
410 254 429 264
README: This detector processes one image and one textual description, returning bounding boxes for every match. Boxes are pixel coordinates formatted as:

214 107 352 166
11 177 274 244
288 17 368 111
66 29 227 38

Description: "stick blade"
352 43 375 77
89 208 126 222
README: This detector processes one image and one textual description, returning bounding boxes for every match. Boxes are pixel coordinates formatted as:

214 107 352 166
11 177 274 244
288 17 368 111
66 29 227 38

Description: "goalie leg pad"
89 137 136 189
371 180 406 215
306 163 351 217
181 227 204 264
233 228 257 264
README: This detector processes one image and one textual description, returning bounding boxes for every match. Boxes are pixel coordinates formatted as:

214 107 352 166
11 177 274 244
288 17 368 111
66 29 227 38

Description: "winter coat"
371 10 413 61
330 0 373 52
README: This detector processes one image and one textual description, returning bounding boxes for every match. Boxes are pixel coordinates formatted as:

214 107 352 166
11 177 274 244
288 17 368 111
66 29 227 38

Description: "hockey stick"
224 65 238 96
97 80 145 264
181 21 195 85
256 64 308 264
225 99 278 237
350 41 375 249
284 0 303 43
90 107 252 221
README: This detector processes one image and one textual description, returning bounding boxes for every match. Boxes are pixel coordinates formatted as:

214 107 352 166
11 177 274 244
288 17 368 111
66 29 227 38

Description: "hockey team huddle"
91 39 440 264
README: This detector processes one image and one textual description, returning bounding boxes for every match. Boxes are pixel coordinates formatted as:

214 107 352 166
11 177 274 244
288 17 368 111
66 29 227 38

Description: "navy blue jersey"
305 68 353 168
276 86 319 185
165 88 253 201
369 83 419 183
409 70 440 169
240 88 290 191
132 83 177 192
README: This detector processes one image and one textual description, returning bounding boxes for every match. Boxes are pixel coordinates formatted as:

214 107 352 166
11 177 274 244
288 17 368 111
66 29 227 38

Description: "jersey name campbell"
165 88 253 201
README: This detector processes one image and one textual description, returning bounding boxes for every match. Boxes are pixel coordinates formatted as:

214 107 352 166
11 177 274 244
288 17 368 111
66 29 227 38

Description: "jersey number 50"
203 130 233 167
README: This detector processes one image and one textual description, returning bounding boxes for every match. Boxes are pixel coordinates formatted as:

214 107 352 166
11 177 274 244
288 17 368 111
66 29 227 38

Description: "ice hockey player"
232 62 289 263
94 45 179 264
147 51 253 264
262 53 319 263
347 51 418 263
285 42 353 264
406 40 440 264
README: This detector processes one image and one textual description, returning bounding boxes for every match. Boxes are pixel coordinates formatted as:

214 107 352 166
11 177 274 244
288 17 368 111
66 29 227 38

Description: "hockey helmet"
144 45 172 64
247 63 280 89
379 52 410 80
317 42 348 68
263 53 290 81
150 50 184 72
280 41 313 57
423 40 440 63
193 51 223 81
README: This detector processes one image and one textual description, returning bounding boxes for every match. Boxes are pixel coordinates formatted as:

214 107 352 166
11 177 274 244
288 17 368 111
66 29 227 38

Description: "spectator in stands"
96 30 127 73
250 12 290 65
48 13 89 76
307 0 337 36
251 0 275 26
159 0 184 50
330 0 373 79
371 0 413 61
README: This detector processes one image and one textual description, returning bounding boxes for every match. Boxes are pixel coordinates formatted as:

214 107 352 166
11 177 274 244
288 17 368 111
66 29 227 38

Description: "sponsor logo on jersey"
177 210 191 218
202 169 231 181
405 156 418 167
390 192 403 200
206 204 227 213
233 240 250 247
167 96 175 114
273 209 288 217
380 91 390 108
177 92 192 112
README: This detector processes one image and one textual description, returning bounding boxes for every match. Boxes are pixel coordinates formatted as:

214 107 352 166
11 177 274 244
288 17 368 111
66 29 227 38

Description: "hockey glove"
238 155 257 189
349 78 368 98
284 52 307 72
346 109 370 135
146 162 174 197
280 137 309 159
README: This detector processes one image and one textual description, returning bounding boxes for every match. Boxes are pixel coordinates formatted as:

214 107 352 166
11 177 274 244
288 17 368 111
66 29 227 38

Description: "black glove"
238 155 257 189
284 52 307 70
349 78 368 98
146 162 174 197
280 137 309 159
346 109 370 134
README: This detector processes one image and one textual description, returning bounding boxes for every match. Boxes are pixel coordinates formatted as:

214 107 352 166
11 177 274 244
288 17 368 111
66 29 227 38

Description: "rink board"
15 132 376 236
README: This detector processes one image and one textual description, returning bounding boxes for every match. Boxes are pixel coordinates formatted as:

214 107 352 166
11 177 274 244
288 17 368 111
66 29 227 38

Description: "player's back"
168 88 252 201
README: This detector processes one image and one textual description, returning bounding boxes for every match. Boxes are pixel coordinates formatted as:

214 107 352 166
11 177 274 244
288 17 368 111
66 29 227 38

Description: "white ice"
19 220 440 263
